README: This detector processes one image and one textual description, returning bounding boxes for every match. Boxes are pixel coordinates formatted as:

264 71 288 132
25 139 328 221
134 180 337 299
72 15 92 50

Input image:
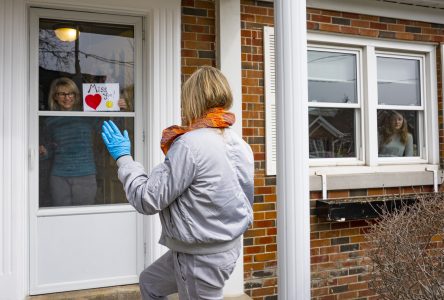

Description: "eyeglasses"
56 92 76 98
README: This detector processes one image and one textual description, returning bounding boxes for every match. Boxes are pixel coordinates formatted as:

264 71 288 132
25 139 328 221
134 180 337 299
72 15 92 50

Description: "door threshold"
27 284 140 300
27 285 252 300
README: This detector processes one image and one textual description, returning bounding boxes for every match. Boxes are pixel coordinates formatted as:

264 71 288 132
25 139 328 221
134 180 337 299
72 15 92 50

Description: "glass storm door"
29 8 143 294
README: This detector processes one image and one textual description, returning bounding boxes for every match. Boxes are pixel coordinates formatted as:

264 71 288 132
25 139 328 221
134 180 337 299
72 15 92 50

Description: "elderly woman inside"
378 110 413 157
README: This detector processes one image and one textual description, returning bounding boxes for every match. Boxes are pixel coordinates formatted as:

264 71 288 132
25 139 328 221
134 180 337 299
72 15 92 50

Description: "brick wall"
240 1 277 299
182 1 444 300
181 0 216 82
240 3 444 300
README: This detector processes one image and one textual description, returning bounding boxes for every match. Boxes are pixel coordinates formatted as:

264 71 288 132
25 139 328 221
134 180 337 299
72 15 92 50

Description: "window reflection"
39 117 134 207
39 19 134 111
308 50 357 104
377 57 421 106
378 110 419 157
309 108 356 158
38 18 136 207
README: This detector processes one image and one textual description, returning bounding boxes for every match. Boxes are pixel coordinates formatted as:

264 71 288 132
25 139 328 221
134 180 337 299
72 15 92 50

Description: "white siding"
0 0 28 298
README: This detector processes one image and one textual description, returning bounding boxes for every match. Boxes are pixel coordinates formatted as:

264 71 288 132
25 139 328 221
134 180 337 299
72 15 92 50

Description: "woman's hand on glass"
101 120 131 161
118 98 128 111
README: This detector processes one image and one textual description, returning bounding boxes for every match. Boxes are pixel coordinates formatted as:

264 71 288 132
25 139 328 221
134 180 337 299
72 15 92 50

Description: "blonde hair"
181 66 233 126
48 77 81 111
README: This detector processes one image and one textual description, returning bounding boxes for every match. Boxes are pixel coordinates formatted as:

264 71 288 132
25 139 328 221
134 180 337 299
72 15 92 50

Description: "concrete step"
27 285 251 300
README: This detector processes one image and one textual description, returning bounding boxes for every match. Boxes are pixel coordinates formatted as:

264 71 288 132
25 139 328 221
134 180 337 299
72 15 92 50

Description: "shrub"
366 193 444 300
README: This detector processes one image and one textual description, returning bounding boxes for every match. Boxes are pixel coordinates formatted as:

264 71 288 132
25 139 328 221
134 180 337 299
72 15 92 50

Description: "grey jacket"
117 128 254 254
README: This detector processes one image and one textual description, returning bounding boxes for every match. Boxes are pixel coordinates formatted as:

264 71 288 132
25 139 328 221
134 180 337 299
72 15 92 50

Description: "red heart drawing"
85 94 102 110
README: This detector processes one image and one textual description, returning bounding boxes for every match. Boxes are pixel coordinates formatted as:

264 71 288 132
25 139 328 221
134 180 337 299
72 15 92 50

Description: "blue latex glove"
101 120 131 161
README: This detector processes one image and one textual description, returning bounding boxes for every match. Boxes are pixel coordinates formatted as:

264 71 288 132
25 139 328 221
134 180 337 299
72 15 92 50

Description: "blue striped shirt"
45 117 97 177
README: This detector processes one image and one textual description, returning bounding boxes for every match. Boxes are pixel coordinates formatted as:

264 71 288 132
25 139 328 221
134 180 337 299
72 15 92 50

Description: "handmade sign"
82 83 120 112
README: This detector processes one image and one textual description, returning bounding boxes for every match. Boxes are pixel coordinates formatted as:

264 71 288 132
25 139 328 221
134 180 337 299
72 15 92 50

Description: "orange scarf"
161 107 235 155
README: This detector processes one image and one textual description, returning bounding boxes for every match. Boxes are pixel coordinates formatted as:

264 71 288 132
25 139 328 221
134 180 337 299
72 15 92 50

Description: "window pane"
377 110 419 157
39 19 134 111
308 50 357 104
309 108 356 158
377 57 421 106
39 117 134 207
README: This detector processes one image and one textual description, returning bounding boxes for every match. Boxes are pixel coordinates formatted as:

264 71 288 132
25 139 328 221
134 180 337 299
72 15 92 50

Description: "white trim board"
310 170 435 191
307 0 444 25
215 0 245 296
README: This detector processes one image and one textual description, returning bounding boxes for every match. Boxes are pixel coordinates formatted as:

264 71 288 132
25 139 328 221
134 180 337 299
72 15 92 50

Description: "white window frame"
307 33 438 177
308 45 364 167
376 52 427 165
263 30 438 186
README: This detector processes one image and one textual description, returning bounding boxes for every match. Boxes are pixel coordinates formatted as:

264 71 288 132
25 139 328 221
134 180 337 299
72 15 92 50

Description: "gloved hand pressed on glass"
101 120 131 161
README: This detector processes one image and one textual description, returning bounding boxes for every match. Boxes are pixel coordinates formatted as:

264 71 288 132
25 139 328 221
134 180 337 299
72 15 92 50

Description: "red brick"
244 228 266 238
337 275 358 285
243 5 268 16
182 15 197 24
196 34 214 42
311 239 331 248
338 291 359 299
264 211 276 219
251 287 275 297
244 262 265 271
312 287 330 297
311 255 329 264
359 28 379 37
266 244 277 252
370 22 387 30
264 194 276 202
184 58 213 66
195 0 213 9
395 32 415 40
196 17 214 26
312 14 332 23
387 24 405 31
360 15 379 21
254 252 276 262
256 15 274 25
183 40 212 50
244 246 265 254
181 49 197 57
255 236 275 244
342 12 360 19
254 220 275 228
351 19 370 28
320 246 340 255
319 23 341 33
340 26 360 35
267 227 277 235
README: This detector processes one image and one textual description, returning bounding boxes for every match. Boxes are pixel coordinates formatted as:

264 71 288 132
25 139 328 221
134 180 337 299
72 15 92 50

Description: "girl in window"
379 110 413 157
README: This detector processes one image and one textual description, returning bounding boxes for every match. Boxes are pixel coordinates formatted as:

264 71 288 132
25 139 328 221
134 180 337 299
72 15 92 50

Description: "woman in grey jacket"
101 66 254 300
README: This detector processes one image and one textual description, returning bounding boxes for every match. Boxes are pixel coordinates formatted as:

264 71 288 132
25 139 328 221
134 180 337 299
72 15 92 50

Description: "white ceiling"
376 0 444 9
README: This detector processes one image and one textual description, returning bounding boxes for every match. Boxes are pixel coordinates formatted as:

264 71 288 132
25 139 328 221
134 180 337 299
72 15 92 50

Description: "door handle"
29 147 36 170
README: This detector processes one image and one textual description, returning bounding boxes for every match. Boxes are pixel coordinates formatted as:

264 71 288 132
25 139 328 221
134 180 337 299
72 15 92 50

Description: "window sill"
309 164 439 191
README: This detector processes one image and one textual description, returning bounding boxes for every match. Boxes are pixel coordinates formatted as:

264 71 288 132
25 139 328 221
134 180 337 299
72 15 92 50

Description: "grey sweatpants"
139 244 241 300
50 175 97 206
